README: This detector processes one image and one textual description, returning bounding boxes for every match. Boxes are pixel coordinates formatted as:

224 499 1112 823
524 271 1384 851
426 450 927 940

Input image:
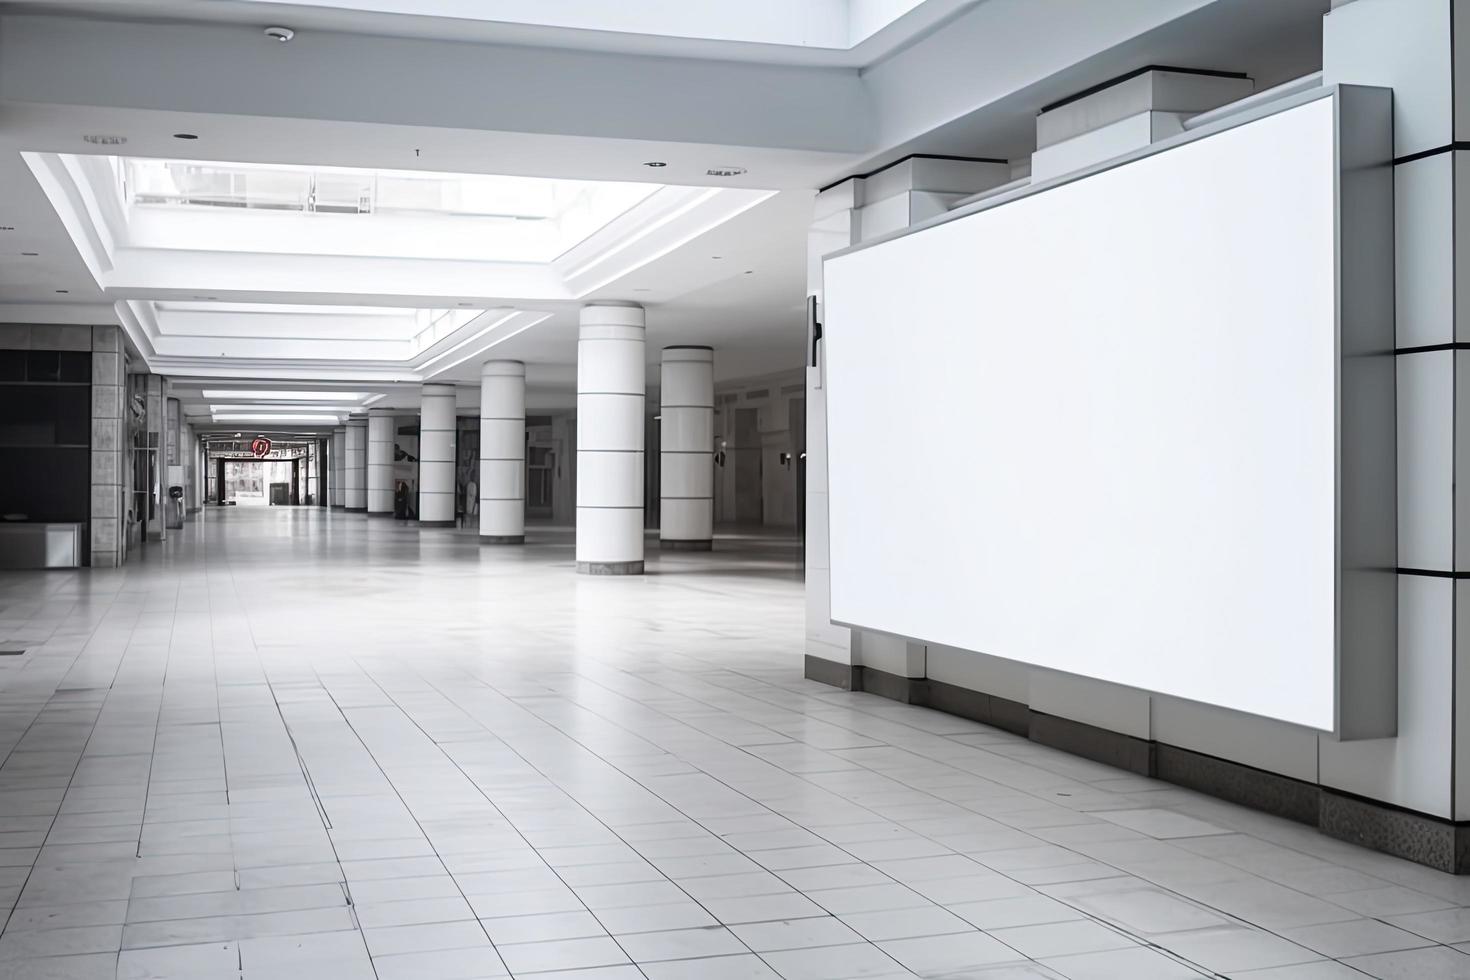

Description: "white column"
331 427 346 508
344 419 367 511
418 384 457 527
480 361 526 544
660 346 714 550
576 303 646 575
366 408 395 516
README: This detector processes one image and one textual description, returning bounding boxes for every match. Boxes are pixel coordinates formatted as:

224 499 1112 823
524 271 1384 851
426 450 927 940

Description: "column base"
577 560 644 576
419 520 456 528
330 504 345 510
344 506 367 513
481 535 525 545
660 539 712 551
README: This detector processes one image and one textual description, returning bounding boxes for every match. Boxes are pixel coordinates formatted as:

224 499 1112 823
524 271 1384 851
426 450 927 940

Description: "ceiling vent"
706 166 747 177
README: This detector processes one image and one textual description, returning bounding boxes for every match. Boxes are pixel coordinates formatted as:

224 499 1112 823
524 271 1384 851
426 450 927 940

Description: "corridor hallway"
0 510 1467 979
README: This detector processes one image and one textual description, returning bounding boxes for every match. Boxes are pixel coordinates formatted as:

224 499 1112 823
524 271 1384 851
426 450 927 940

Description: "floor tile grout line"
305 661 528 980
2 512 1463 979
229 555 382 980
0 668 117 954
412 661 946 979
700 666 1398 921
340 658 658 980
434 655 1319 977
134 576 182 860
0 561 146 951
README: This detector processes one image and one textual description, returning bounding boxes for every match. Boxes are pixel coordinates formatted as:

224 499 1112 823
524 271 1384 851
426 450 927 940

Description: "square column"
90 325 126 567
659 346 714 550
577 304 645 575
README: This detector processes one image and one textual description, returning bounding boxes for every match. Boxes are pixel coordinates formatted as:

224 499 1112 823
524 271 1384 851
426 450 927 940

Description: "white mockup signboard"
824 90 1394 736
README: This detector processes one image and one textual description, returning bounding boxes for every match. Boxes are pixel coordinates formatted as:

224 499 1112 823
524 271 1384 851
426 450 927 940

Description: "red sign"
250 437 273 458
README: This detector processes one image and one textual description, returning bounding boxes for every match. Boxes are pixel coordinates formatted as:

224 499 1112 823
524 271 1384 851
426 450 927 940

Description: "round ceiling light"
264 26 296 42
173 133 199 140
643 161 667 168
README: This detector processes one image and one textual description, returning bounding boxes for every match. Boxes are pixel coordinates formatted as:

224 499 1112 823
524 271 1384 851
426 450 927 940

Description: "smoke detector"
264 26 295 42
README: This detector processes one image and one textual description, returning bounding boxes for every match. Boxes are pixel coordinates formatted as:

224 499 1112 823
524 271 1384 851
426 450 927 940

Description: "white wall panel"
1398 353 1453 571
1395 154 1454 349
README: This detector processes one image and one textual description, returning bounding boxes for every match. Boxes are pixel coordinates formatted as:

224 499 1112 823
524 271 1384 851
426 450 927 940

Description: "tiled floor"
1 508 1469 980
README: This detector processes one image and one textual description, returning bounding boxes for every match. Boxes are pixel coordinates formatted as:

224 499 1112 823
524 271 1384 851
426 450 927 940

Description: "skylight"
120 159 660 263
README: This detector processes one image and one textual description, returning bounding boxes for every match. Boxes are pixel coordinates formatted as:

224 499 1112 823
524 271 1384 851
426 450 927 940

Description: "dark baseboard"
1156 743 1319 826
481 535 525 545
419 520 456 528
1319 789 1470 874
804 655 858 690
345 507 366 513
806 664 1470 873
577 560 644 576
1030 711 1154 776
661 539 713 551
856 666 925 703
923 678 1031 736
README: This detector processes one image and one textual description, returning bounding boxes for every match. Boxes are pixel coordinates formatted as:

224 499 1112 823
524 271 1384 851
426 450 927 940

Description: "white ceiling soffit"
118 300 551 383
0 2 1326 195
9 0 976 67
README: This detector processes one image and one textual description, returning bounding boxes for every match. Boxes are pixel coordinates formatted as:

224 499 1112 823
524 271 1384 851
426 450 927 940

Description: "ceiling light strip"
424 313 552 377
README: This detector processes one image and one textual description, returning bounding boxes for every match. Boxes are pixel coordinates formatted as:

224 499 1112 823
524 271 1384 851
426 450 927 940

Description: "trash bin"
167 485 185 530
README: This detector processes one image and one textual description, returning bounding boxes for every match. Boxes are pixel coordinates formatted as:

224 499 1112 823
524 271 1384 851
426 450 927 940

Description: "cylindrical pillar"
419 384 457 527
331 427 346 508
344 419 367 511
367 409 395 516
577 304 646 575
480 361 526 544
660 346 714 550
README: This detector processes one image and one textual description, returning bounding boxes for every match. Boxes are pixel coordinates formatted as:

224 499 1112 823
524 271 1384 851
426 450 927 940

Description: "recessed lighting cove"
201 390 369 402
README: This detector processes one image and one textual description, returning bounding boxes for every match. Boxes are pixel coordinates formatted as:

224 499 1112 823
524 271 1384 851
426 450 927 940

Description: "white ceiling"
10 0 978 66
0 0 1329 430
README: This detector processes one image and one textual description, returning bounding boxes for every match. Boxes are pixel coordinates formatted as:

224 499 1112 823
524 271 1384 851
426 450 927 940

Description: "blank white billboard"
824 97 1355 731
